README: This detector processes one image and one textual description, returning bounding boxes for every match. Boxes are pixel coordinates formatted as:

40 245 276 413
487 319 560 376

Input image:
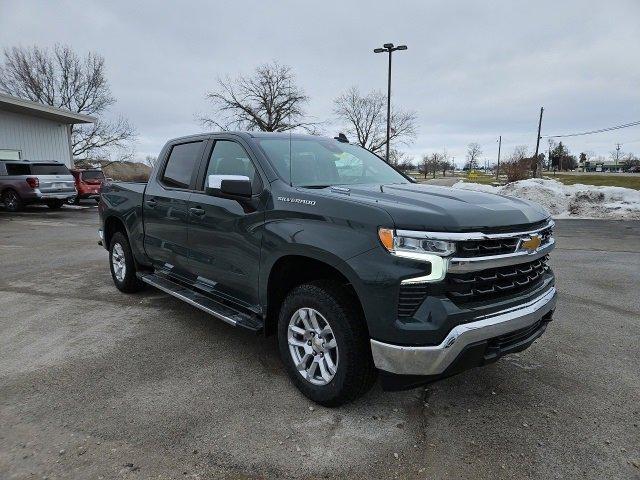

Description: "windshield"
81 170 105 181
30 164 71 175
256 137 409 187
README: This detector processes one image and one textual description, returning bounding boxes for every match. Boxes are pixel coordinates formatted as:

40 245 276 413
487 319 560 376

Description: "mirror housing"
206 174 252 198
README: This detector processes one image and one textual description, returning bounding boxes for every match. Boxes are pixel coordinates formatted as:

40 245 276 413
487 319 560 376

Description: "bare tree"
334 86 417 158
465 142 482 170
199 62 316 132
0 45 135 160
500 145 530 182
420 152 442 179
440 158 454 177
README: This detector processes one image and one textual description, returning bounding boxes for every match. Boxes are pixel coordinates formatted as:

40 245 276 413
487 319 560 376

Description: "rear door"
187 137 266 309
143 139 206 274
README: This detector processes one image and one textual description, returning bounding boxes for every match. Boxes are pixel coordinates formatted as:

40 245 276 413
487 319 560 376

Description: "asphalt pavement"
0 205 638 479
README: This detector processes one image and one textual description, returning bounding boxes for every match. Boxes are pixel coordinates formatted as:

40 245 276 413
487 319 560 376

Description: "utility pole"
496 135 501 180
374 43 407 163
615 143 622 167
533 107 544 177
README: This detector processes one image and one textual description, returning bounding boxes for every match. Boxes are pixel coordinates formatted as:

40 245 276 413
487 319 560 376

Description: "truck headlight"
378 228 456 257
378 228 452 283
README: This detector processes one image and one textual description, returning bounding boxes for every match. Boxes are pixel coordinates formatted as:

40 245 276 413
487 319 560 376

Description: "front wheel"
278 281 377 407
109 231 144 293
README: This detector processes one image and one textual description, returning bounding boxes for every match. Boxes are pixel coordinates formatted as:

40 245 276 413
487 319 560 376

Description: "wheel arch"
263 251 369 337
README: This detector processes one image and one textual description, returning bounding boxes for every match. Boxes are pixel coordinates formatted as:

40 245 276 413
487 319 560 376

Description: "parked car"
69 168 106 204
99 132 556 406
0 160 76 211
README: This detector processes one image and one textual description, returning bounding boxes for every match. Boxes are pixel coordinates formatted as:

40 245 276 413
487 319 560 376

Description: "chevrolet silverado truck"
98 132 556 406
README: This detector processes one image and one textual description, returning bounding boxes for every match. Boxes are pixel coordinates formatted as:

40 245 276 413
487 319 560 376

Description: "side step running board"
139 273 263 333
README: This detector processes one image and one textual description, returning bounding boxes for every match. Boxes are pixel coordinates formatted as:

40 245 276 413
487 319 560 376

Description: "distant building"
580 159 624 173
0 93 95 167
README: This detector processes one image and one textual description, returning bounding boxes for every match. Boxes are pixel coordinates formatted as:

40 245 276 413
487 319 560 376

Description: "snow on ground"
452 178 640 220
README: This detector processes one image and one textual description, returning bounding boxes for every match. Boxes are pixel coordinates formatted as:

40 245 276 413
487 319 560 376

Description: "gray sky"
3 0 640 166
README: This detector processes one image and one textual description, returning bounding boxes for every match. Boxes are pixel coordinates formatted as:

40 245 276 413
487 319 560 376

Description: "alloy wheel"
287 308 339 386
111 243 127 282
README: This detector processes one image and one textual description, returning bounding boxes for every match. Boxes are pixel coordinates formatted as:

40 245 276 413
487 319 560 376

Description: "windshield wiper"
299 185 332 189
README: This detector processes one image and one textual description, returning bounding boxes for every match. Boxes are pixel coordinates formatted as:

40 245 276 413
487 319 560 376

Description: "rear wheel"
46 199 65 209
109 231 144 293
2 189 23 212
277 281 376 407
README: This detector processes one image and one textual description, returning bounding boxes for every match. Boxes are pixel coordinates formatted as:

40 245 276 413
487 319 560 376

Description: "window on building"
0 149 22 160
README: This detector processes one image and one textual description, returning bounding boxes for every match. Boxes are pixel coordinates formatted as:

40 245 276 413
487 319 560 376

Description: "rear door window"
30 164 71 175
162 141 204 189
5 163 31 175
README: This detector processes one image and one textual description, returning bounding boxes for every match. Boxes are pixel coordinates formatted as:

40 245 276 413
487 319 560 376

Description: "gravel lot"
1 205 639 479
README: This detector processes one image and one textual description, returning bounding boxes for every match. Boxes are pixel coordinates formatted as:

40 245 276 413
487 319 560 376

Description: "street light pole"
496 135 501 180
374 43 407 163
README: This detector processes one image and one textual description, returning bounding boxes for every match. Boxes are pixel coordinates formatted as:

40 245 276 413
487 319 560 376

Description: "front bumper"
370 287 556 376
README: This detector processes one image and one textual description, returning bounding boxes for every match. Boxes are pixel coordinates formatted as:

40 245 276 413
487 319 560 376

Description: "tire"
277 281 377 407
109 231 144 293
46 199 65 209
2 189 23 212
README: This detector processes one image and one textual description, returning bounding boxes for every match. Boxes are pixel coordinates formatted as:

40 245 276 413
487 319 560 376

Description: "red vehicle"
69 169 106 203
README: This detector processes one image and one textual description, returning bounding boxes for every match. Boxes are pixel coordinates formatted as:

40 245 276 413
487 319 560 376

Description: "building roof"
0 92 96 124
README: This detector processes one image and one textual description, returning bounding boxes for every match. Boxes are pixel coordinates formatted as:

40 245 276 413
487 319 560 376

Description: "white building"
0 93 95 167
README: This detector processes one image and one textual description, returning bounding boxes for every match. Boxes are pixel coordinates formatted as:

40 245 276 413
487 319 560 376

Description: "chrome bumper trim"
370 287 557 376
448 239 554 273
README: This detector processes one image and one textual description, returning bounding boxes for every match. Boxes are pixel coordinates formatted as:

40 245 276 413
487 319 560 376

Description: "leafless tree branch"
0 44 136 160
333 86 417 156
199 62 318 133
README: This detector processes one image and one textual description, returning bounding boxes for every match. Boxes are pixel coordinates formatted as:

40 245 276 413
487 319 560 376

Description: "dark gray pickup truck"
99 132 556 406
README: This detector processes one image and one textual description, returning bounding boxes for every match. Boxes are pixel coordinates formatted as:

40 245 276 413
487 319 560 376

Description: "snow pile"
452 178 640 220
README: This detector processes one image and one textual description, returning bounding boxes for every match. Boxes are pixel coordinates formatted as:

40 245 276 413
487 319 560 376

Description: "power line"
544 120 640 139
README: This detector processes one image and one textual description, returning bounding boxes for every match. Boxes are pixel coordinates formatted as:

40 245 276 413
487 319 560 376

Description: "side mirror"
206 174 252 198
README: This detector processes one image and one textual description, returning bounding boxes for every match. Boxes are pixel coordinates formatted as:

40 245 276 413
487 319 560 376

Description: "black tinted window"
205 141 256 182
6 163 31 175
30 164 71 175
81 170 105 181
162 142 203 188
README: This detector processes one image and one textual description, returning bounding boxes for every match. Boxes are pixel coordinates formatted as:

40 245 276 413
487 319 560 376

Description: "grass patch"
547 173 640 190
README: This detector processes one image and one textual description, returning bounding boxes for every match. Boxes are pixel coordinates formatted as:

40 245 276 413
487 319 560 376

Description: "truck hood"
319 183 550 232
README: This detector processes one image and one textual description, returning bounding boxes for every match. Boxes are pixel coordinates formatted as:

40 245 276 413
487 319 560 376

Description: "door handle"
189 207 205 217
145 198 157 208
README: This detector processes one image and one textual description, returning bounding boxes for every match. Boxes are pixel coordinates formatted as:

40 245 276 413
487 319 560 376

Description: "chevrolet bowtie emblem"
519 234 542 252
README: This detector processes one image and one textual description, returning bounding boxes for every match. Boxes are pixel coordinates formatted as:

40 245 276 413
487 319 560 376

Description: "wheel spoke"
288 338 307 348
296 353 311 370
306 358 319 378
324 354 337 375
298 309 314 332
318 357 332 382
325 338 337 349
289 325 306 336
308 309 321 332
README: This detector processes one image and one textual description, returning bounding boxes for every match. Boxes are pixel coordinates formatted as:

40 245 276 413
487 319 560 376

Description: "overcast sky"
3 0 640 166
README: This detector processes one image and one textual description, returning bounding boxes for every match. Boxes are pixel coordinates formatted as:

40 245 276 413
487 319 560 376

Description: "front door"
143 140 205 274
187 138 265 310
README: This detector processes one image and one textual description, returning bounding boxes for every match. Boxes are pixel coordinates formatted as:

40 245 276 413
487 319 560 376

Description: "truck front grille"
455 225 553 258
397 283 429 317
446 256 550 304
